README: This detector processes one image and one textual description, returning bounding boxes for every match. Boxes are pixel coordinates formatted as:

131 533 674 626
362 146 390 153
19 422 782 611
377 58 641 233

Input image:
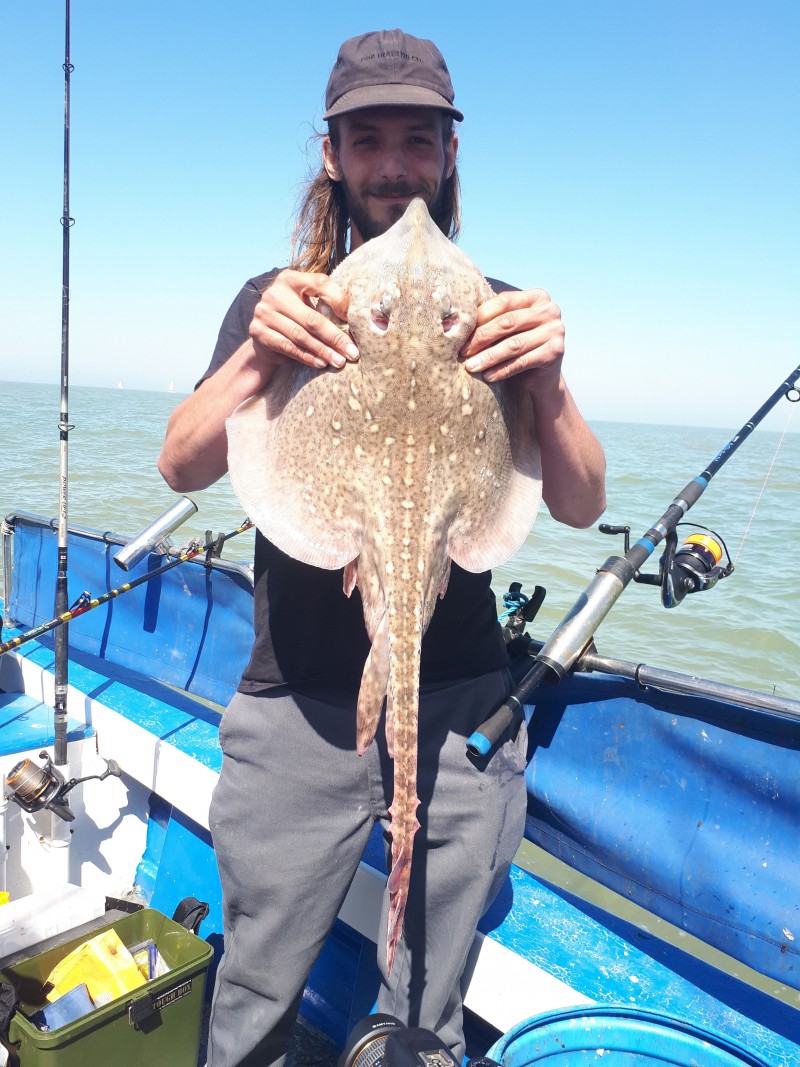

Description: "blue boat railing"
2 512 798 998
2 512 254 709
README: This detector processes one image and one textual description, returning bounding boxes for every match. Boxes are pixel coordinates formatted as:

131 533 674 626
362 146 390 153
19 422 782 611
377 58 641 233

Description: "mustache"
366 183 421 198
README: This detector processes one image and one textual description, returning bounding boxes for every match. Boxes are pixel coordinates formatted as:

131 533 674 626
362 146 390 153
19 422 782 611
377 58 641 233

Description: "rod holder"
113 496 197 571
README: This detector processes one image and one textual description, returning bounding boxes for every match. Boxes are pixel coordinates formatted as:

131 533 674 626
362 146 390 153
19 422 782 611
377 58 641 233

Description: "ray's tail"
385 655 421 975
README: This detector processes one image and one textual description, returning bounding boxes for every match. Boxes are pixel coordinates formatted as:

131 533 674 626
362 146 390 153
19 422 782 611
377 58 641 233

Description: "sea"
1 379 798 698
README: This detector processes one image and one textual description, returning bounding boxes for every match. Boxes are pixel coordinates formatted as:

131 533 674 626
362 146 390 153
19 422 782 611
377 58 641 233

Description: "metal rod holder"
113 496 197 571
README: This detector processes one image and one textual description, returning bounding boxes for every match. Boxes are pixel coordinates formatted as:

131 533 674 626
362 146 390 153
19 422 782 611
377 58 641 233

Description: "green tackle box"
1 908 213 1066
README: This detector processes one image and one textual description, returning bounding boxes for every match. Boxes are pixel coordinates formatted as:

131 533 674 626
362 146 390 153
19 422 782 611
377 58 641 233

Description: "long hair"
290 116 461 275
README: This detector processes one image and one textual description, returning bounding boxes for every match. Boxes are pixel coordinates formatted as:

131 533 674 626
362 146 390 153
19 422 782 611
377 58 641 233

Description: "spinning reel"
600 521 734 608
5 750 122 822
339 1014 499 1067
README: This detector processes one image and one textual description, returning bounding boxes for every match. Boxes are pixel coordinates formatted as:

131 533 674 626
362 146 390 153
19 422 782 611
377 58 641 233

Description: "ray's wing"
227 363 367 570
448 377 543 573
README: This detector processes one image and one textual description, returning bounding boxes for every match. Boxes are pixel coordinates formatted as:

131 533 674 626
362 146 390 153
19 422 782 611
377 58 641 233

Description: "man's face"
323 107 457 249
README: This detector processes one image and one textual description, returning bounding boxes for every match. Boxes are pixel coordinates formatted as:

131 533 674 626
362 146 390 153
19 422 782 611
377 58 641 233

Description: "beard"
341 172 451 244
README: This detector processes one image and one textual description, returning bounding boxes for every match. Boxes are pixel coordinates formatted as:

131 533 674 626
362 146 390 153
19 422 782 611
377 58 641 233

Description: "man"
159 29 605 1067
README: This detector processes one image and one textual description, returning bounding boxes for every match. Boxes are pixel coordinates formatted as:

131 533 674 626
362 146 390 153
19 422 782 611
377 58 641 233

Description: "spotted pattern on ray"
227 199 542 975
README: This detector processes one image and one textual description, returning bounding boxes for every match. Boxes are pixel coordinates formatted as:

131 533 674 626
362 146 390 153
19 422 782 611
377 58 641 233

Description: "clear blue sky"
2 1 798 431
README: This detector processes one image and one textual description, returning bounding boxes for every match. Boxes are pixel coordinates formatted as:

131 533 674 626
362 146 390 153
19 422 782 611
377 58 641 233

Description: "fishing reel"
5 750 122 822
339 1014 499 1067
600 522 734 608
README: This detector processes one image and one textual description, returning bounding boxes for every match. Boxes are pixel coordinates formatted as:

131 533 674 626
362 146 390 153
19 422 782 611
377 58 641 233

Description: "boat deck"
1 616 798 1064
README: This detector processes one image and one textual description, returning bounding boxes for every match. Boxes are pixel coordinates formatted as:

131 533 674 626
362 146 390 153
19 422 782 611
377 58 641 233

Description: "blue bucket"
487 1006 773 1066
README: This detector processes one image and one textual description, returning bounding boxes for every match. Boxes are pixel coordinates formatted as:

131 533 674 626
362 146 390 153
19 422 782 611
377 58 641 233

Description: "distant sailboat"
168 380 175 393
117 380 124 389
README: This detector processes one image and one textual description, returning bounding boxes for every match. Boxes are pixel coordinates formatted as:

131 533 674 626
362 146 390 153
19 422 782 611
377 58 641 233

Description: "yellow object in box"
45 928 146 1004
0 891 9 906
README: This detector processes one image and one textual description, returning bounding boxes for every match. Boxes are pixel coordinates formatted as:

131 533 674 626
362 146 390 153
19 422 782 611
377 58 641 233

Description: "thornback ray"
227 198 543 975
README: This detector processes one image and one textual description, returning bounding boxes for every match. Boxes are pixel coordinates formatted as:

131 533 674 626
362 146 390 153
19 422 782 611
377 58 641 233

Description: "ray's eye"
432 286 451 317
371 291 393 333
432 286 458 333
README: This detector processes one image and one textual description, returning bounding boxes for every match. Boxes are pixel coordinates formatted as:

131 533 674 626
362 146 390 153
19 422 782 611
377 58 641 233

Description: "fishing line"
734 401 797 566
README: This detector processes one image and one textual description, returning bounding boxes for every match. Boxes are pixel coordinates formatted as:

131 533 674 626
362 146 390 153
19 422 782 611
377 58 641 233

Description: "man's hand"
249 270 359 370
461 288 564 392
159 270 358 494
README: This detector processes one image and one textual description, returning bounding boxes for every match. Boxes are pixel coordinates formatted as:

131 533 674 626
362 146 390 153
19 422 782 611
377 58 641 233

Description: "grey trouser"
207 670 527 1067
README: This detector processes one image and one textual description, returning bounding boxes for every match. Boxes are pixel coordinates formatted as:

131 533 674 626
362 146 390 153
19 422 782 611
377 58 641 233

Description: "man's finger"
296 304 358 362
252 280 358 366
474 287 551 326
465 321 565 375
463 289 560 359
310 276 350 321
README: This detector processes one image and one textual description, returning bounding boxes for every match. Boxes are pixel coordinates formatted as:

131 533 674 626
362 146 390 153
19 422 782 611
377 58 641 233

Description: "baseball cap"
323 29 463 122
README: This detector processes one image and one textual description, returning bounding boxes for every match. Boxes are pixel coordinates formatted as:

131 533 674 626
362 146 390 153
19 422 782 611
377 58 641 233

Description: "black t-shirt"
204 269 517 696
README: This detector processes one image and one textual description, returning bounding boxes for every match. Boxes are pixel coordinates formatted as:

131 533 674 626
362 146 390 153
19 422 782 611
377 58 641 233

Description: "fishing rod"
53 0 74 766
0 518 254 658
468 360 800 757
